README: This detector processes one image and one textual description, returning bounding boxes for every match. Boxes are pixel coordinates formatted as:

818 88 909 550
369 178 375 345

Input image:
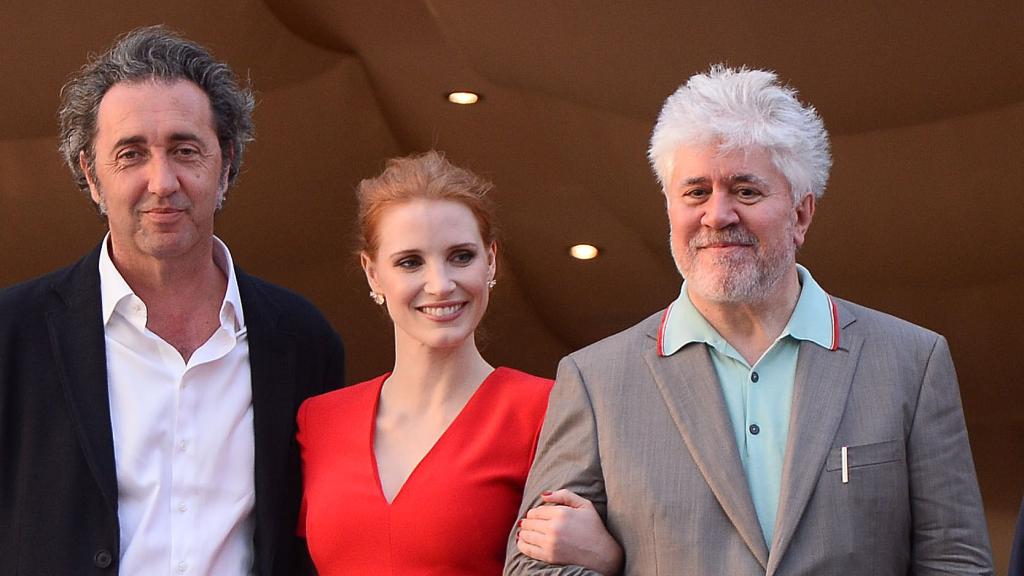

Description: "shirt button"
177 502 188 512
749 424 760 435
177 561 188 573
751 371 759 383
178 440 188 452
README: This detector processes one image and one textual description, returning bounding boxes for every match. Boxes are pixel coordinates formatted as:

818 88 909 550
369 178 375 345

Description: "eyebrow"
731 173 770 187
386 243 479 259
110 132 206 151
681 174 770 187
682 176 711 186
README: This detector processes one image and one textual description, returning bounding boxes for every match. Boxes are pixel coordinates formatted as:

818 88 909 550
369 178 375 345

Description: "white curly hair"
648 65 832 202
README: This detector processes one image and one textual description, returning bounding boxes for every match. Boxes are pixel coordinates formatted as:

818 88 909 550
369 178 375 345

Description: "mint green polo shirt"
658 265 838 548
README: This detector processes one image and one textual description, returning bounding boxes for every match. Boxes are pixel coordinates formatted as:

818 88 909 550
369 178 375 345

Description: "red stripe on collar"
657 303 673 357
828 296 840 351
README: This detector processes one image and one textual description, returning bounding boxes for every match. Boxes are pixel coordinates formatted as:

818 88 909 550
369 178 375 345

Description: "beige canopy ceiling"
2 0 1021 569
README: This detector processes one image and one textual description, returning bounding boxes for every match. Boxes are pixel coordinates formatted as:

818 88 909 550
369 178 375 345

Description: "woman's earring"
369 290 385 306
486 279 497 290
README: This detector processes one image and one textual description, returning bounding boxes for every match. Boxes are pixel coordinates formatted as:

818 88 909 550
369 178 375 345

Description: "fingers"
525 504 558 520
525 501 583 521
517 529 554 563
519 516 550 535
539 488 592 509
517 517 556 564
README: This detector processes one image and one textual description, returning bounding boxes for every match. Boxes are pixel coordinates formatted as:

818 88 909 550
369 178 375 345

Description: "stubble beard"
672 224 795 304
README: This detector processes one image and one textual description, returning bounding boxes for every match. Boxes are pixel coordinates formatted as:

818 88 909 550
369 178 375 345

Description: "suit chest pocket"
825 439 904 472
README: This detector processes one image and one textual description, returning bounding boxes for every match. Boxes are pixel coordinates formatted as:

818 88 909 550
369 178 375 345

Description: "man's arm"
908 335 992 573
504 355 610 576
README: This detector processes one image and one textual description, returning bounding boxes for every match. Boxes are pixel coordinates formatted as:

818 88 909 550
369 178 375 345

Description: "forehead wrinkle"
110 131 205 150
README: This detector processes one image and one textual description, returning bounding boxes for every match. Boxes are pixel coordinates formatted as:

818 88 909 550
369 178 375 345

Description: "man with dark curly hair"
0 26 344 575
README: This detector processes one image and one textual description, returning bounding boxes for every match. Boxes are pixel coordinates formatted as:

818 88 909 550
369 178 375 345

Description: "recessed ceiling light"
569 244 600 260
447 91 480 105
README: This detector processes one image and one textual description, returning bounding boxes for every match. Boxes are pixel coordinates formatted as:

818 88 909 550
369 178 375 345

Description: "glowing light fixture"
569 244 600 260
447 91 480 105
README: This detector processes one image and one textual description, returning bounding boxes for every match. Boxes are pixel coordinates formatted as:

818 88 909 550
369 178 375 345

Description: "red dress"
297 367 552 575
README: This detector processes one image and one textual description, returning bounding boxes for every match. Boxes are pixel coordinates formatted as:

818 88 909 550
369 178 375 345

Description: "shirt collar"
658 264 839 357
98 233 245 331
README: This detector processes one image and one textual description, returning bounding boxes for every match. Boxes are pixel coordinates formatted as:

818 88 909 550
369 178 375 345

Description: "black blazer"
0 246 345 575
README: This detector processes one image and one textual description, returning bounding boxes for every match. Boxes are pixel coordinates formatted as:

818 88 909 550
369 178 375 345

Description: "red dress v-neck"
297 367 552 575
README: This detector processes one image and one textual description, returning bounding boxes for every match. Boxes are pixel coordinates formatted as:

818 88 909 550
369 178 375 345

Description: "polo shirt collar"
658 264 839 357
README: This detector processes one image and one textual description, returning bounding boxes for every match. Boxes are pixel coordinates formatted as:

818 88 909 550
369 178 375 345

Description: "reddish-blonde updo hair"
357 151 498 258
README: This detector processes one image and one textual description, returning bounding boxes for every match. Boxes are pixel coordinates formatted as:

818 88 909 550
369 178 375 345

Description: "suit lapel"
643 330 771 568
237 271 297 574
767 302 862 574
46 247 118 511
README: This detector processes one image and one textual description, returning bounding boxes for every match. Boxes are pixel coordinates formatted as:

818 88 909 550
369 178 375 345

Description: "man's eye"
736 188 761 201
117 150 141 161
684 188 709 199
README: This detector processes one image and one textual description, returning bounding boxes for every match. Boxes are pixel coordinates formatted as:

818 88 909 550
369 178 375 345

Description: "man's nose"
146 154 179 196
700 189 739 229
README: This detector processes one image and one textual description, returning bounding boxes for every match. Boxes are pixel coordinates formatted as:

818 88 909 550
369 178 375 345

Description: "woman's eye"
451 251 475 265
396 258 422 269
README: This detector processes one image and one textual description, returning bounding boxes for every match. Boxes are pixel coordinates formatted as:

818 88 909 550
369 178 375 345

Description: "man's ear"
221 146 234 191
793 193 816 248
80 151 102 206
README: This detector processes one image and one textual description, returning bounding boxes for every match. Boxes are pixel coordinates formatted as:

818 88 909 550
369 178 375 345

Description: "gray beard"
672 227 794 304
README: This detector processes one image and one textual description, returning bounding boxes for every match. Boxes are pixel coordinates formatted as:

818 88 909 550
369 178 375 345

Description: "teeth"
420 304 463 317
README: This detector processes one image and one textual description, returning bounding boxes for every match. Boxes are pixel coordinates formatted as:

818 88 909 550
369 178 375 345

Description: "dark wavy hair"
58 25 255 201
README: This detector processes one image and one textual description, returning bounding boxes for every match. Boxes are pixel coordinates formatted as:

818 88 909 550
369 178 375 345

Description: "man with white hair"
506 66 992 575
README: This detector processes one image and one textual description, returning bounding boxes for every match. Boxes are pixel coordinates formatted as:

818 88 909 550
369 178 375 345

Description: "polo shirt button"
751 371 759 383
749 424 760 435
93 549 113 568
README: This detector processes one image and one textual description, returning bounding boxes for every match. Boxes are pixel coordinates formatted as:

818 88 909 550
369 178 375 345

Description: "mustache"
138 198 192 212
690 226 758 249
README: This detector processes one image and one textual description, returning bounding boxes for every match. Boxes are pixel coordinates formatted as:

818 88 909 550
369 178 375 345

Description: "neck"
688 267 801 365
109 237 221 298
108 237 228 361
383 335 493 412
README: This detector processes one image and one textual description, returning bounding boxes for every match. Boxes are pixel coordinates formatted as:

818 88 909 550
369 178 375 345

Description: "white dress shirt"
99 235 255 575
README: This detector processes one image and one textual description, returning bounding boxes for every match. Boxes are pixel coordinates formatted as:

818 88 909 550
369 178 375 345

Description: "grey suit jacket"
505 298 992 575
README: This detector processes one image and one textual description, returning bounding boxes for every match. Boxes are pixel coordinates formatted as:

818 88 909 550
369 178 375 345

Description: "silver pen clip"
841 446 849 484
